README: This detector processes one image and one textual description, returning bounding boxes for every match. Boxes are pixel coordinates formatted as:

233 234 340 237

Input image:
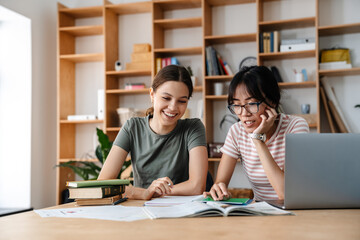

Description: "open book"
143 201 292 219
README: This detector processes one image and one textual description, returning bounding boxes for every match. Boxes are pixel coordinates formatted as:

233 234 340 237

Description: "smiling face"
233 83 268 133
150 81 189 134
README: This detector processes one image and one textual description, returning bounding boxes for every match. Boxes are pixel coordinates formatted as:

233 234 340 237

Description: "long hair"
146 65 193 116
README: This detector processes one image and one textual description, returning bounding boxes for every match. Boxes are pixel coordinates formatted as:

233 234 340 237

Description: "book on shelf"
75 194 123 206
280 42 315 52
124 83 145 90
143 201 292 219
66 179 130 188
321 78 351 133
67 115 97 121
260 31 280 53
205 46 232 76
68 185 126 199
319 61 352 70
223 62 233 75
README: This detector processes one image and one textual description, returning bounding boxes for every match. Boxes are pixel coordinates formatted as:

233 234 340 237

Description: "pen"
113 197 128 205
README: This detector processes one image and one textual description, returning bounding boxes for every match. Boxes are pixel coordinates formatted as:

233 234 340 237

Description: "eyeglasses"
227 101 263 115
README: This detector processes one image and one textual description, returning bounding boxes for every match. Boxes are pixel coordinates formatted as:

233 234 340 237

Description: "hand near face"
253 107 277 134
144 177 173 199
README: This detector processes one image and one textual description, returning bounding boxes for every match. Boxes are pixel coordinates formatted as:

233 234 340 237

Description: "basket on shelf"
117 108 146 126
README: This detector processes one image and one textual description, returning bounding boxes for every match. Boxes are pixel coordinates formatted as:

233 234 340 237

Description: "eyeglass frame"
227 100 267 115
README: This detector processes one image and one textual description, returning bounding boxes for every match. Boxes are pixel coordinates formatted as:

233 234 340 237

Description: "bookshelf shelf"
106 70 152 77
319 67 360 77
59 158 99 163
318 22 360 36
278 81 316 89
153 0 202 11
204 33 257 44
59 6 103 18
106 88 150 95
194 86 203 92
154 47 202 56
59 119 103 124
106 127 121 132
205 75 234 81
59 25 103 36
154 17 202 29
106 2 152 14
60 53 104 62
259 50 316 60
259 17 316 31
205 95 228 100
206 0 256 6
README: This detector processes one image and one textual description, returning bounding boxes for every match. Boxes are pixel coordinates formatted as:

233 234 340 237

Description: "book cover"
67 179 130 188
270 31 274 52
217 54 229 75
166 57 171 66
75 195 123 206
273 31 280 53
259 32 264 53
205 46 213 76
216 53 225 75
202 197 252 205
210 47 220 76
69 185 126 199
170 57 179 65
156 57 162 74
223 62 233 75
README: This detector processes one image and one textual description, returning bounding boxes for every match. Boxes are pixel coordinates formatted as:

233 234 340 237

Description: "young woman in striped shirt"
204 66 309 201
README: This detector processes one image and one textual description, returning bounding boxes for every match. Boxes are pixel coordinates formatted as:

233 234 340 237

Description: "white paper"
143 195 204 206
34 205 148 222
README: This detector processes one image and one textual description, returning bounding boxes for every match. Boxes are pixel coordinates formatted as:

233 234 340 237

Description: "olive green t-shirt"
113 115 207 188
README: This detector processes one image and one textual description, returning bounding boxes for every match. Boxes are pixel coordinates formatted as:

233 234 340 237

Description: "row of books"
155 57 180 74
124 83 146 90
205 46 234 76
67 179 130 206
259 31 280 53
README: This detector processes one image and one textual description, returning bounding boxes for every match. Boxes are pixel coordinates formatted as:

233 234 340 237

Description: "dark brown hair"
146 65 193 116
228 66 281 109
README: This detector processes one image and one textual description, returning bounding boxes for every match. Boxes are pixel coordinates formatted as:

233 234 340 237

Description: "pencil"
113 197 128 205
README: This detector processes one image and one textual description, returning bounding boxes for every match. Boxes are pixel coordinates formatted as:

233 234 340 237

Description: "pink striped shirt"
221 114 309 201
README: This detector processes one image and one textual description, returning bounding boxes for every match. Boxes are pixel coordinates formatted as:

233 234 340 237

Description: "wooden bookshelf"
204 33 257 44
154 17 202 29
154 47 203 56
318 22 360 36
259 17 316 31
59 53 104 62
319 67 360 77
59 25 103 36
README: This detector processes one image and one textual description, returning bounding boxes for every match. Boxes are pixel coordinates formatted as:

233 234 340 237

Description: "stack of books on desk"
67 179 130 206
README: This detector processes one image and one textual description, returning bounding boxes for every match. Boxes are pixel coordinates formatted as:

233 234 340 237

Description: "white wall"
0 0 57 209
0 0 358 208
0 6 31 208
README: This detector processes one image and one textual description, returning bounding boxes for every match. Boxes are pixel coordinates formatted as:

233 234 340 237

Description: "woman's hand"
143 177 173 200
203 182 230 201
253 107 278 134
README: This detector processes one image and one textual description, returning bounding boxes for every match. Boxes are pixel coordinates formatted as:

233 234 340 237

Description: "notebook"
267 133 360 210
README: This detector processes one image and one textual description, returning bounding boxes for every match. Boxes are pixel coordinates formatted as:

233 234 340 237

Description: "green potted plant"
57 128 132 203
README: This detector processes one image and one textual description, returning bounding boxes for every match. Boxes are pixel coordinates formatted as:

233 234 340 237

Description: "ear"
150 88 154 103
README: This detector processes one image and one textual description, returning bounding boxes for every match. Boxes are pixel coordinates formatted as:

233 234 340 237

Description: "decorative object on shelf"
219 114 239 135
320 47 351 64
301 69 308 81
355 104 360 108
293 69 304 82
208 142 223 158
117 108 146 127
186 66 197 87
97 89 104 120
213 82 224 96
301 104 310 114
115 60 122 71
126 43 152 71
239 56 257 70
280 37 315 52
67 115 97 121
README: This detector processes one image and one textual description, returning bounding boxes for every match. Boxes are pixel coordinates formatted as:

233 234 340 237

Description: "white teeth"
245 121 253 125
164 112 176 117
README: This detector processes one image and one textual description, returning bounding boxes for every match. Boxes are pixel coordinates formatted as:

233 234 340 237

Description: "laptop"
267 133 360 210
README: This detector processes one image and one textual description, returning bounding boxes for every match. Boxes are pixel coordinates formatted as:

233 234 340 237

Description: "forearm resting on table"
98 145 127 179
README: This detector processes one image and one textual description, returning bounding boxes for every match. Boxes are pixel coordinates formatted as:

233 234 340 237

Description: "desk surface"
1 201 359 240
